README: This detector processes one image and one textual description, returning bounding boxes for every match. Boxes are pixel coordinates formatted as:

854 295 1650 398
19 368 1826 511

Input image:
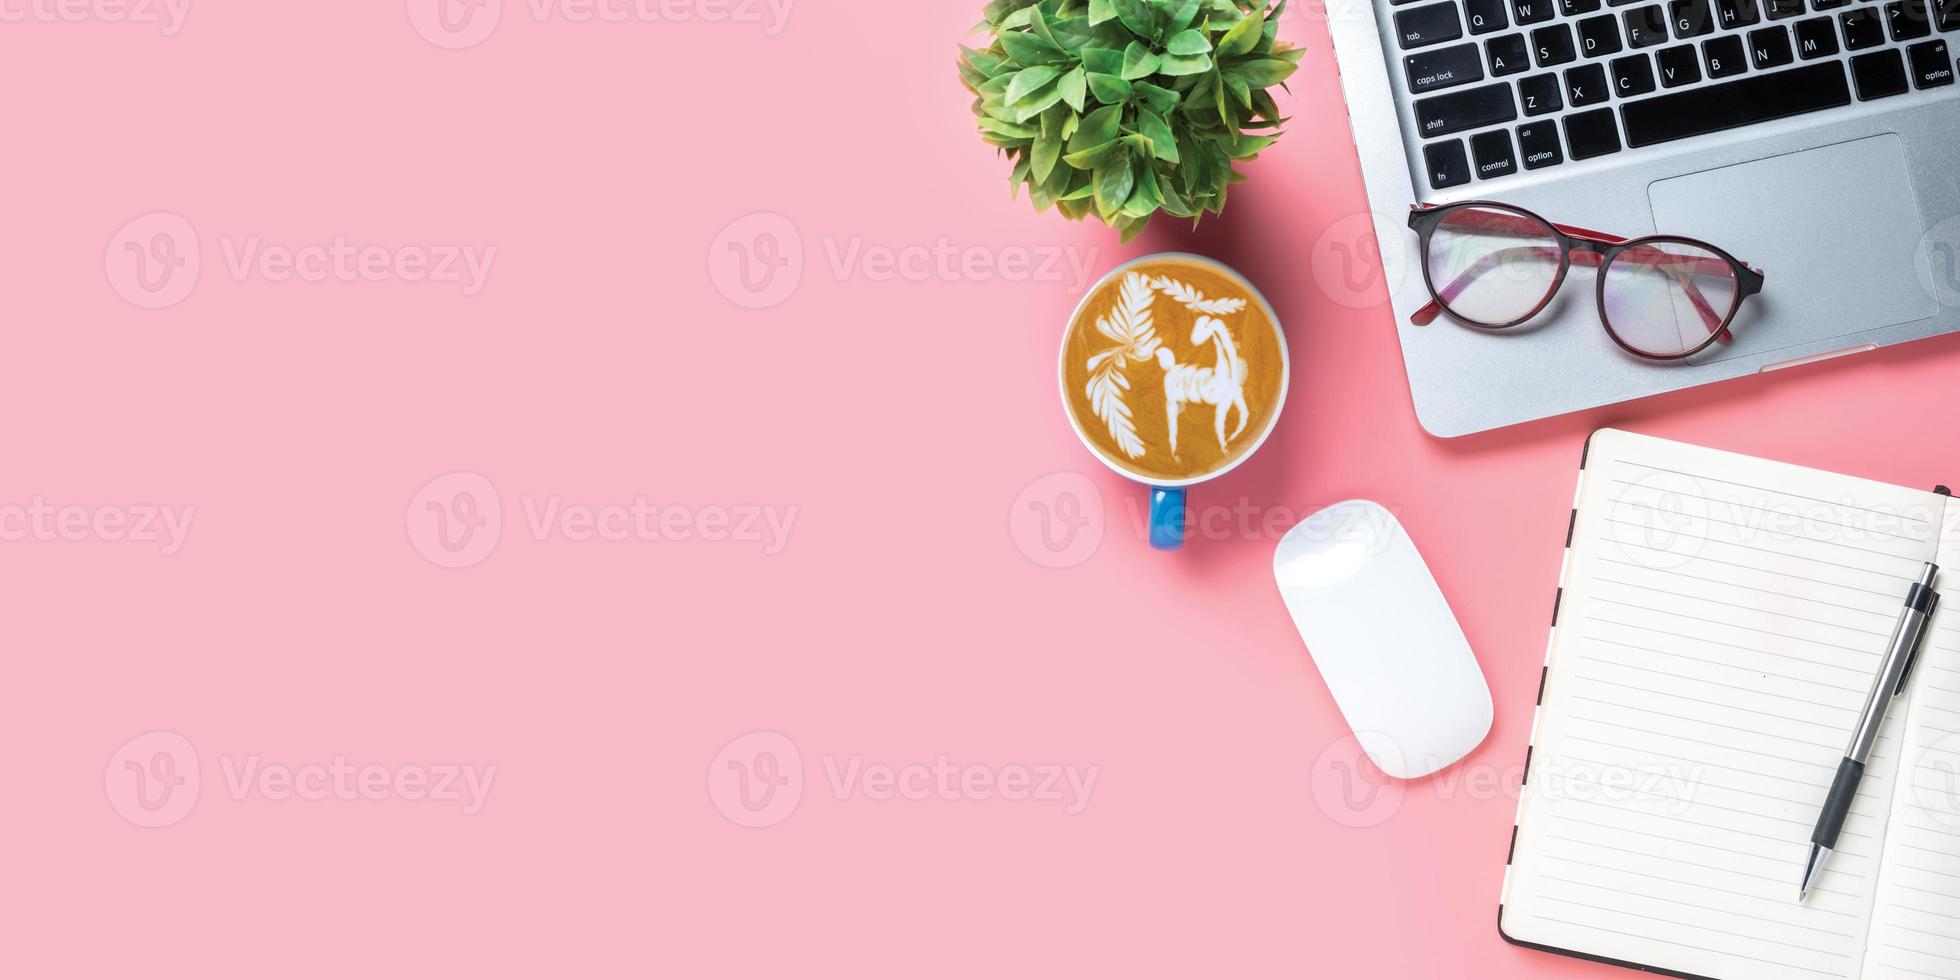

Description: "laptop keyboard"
1394 0 1959 189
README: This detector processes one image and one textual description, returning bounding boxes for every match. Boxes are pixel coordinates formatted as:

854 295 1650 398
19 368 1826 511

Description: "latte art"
1062 258 1287 484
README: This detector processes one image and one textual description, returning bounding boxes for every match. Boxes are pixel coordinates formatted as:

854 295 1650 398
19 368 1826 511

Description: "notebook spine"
1502 434 1594 911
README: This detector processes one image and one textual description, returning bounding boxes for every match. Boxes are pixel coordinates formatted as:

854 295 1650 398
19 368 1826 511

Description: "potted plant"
959 0 1301 242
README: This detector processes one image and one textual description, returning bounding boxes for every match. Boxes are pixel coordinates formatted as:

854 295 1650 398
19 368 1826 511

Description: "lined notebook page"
1503 429 1945 980
1864 495 1960 980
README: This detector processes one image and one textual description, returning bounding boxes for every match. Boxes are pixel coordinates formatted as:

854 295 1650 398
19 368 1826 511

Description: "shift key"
1414 83 1519 138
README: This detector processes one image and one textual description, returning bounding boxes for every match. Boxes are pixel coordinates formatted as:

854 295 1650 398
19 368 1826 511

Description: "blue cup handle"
1149 486 1187 551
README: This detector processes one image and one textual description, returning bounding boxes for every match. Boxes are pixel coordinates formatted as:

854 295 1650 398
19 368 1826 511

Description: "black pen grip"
1812 757 1865 849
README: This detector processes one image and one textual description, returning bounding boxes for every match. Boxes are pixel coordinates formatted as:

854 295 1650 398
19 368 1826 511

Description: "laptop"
1329 0 1960 436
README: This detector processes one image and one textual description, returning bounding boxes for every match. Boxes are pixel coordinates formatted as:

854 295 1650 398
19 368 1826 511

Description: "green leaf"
1012 80 1068 122
1026 5 1059 46
1232 58 1296 86
1086 72 1133 103
1164 29 1210 56
1157 174 1194 217
1032 128 1062 183
1166 0 1202 32
1037 151 1072 207
1000 31 1070 66
1082 46 1123 74
1120 41 1160 80
1005 65 1062 105
1058 65 1088 112
1251 88 1281 122
1094 147 1135 218
1068 103 1122 151
1225 71 1252 109
1232 133 1279 157
1112 0 1155 39
1136 108 1180 163
1218 12 1263 56
958 59 990 93
1124 160 1163 218
1063 139 1124 168
1133 80 1179 114
979 117 1039 139
961 46 1008 76
1158 52 1212 76
1088 0 1118 25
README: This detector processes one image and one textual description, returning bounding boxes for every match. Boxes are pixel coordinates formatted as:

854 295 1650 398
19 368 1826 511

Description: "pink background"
9 2 1960 977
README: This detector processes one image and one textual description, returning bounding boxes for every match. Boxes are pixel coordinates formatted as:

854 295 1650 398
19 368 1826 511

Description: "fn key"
1425 139 1472 189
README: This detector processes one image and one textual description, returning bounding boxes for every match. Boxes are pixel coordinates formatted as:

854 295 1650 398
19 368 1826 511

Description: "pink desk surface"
10 3 1959 978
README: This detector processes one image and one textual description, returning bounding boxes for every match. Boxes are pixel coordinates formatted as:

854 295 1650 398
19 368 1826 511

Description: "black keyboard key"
1398 3 1465 48
1888 0 1935 39
1910 38 1955 85
1843 8 1886 48
1657 44 1705 83
1766 0 1807 17
1518 121 1566 167
1625 4 1673 44
1535 24 1580 64
1851 48 1912 97
1579 14 1627 54
1564 108 1623 158
1938 0 1959 30
1717 0 1763 27
1424 139 1472 188
1612 53 1660 93
1615 55 1662 95
1513 0 1557 23
1750 26 1796 65
1489 33 1533 74
1414 82 1521 137
1567 63 1613 104
1561 0 1605 14
1795 17 1841 56
1471 130 1519 178
1467 0 1512 33
1704 34 1750 75
1521 72 1567 113
1620 61 1851 146
1813 0 1849 7
1407 43 1488 92
1671 0 1718 36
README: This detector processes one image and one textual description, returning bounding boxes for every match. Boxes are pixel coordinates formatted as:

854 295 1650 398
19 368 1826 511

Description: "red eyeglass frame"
1407 201 1768 361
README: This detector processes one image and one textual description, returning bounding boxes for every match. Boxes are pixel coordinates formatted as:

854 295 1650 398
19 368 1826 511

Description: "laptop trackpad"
1647 134 1936 356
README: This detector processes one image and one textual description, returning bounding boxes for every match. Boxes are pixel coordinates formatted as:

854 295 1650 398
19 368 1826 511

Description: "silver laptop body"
1329 0 1960 436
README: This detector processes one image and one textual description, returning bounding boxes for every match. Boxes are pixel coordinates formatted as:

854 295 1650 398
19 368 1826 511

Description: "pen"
1800 562 1941 902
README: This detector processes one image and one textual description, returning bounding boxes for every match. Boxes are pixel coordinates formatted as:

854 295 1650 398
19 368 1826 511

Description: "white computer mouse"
1273 500 1492 780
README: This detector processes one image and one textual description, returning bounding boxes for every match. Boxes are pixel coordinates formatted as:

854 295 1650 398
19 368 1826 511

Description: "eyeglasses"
1406 201 1766 361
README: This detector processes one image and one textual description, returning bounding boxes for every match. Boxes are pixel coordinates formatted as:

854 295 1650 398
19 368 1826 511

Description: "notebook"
1501 428 1960 980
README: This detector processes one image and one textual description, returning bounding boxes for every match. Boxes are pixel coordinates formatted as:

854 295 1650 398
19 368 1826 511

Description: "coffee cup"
1059 253 1289 551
